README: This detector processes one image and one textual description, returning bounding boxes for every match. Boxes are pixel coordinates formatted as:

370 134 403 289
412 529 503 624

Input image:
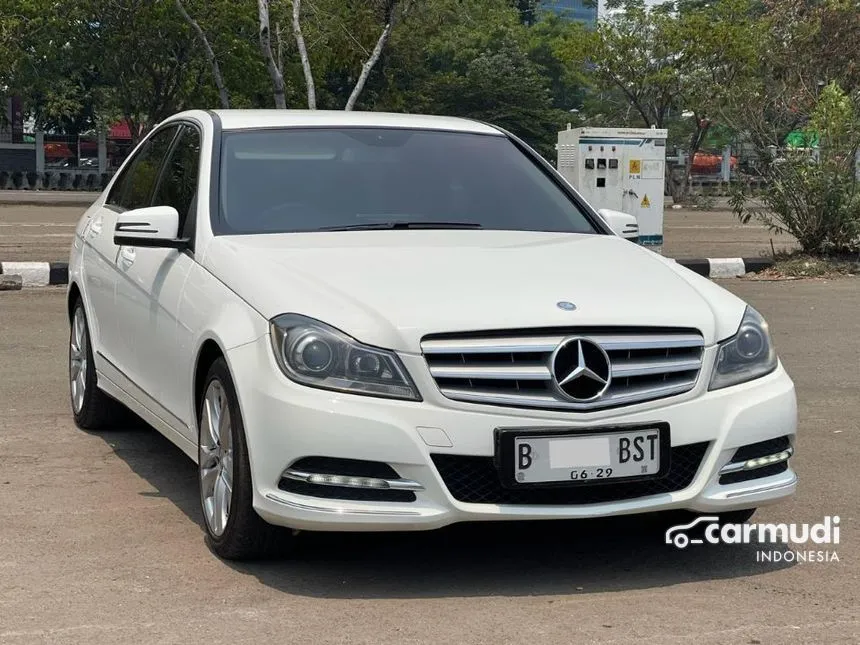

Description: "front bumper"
227 336 797 532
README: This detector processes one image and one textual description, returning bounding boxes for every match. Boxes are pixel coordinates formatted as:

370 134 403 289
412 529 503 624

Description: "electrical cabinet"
557 126 668 247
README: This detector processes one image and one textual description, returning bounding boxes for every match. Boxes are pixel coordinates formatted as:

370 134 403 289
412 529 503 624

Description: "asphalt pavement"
0 280 858 644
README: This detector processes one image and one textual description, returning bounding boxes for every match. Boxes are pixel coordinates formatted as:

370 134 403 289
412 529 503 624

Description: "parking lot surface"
1 279 858 644
0 202 797 262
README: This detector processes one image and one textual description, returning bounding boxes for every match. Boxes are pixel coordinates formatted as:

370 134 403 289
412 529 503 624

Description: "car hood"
202 231 746 353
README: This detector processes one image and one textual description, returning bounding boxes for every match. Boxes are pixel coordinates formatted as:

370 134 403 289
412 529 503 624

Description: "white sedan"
68 110 797 560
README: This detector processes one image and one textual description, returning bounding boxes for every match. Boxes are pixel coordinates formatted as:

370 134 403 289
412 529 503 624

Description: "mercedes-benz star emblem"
551 337 612 401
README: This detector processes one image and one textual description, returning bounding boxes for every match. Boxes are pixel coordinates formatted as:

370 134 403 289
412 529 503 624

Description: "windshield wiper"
319 221 483 231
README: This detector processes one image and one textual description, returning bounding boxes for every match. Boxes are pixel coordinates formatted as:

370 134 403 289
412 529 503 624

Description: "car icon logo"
665 515 720 549
556 301 577 311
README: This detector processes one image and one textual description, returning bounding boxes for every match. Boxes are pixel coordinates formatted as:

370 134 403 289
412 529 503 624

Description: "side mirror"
114 206 188 249
597 208 639 242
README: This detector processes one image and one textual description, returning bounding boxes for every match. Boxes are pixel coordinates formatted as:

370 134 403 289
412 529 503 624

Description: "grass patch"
751 252 860 279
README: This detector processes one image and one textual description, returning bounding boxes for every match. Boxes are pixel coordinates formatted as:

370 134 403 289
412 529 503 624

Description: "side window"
152 126 201 232
106 126 179 210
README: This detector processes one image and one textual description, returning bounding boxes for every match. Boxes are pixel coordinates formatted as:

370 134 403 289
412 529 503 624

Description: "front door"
113 124 202 436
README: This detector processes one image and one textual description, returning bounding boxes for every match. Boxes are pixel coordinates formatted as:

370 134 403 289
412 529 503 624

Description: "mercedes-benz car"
67 110 797 560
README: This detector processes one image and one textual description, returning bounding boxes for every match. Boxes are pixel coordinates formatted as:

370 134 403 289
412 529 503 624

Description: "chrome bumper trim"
724 472 798 499
265 493 422 516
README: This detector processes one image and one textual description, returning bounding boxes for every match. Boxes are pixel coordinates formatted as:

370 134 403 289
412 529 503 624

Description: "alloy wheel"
69 307 88 414
199 380 234 537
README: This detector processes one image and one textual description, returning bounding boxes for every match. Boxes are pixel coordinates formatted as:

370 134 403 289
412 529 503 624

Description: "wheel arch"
194 338 227 424
67 281 82 320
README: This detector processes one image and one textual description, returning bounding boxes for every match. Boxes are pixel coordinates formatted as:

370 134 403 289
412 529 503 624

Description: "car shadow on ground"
100 419 795 599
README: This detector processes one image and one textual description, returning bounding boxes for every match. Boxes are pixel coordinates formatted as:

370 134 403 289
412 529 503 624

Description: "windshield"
217 128 598 235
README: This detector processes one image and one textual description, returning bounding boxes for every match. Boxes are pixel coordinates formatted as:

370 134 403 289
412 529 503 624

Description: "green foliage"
733 84 860 254
808 82 858 150
418 38 563 157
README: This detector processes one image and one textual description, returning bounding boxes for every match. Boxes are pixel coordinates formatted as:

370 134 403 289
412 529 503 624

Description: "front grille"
431 442 709 505
422 328 704 411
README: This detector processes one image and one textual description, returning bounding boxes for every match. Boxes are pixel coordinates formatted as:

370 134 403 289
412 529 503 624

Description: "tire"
198 357 289 560
69 298 126 430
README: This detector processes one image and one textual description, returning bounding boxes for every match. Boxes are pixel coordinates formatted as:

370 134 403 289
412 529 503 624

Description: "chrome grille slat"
421 333 703 354
440 378 697 411
429 363 552 381
422 329 704 411
610 356 703 378
421 337 564 354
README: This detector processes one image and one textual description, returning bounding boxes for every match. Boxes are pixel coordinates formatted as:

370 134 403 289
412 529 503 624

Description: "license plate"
498 425 669 486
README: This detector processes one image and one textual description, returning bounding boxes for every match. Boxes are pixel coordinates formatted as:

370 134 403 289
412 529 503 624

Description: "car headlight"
269 314 421 401
709 306 778 390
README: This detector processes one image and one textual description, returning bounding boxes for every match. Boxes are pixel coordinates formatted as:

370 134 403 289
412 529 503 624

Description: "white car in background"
68 110 797 560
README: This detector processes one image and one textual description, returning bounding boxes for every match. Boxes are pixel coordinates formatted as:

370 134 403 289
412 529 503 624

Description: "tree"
175 0 230 108
258 0 287 108
291 0 316 109
731 82 860 254
559 0 763 200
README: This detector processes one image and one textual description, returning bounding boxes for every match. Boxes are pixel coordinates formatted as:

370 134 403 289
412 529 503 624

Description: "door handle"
88 216 103 238
118 246 136 269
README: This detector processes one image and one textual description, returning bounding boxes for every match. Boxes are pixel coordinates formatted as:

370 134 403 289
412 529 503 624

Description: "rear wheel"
69 298 125 429
198 357 289 560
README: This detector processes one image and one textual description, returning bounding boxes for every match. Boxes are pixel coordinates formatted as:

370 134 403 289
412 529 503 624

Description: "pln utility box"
557 126 668 247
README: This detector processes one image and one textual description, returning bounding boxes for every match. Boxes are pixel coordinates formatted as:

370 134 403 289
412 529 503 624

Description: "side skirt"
96 366 198 463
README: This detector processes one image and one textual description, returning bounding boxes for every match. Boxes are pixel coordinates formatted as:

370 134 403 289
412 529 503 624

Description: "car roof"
208 109 502 135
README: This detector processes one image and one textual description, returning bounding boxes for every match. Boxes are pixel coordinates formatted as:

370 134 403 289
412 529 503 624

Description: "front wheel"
198 357 290 560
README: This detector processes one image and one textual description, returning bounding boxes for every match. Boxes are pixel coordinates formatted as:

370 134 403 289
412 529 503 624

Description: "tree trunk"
276 22 283 75
679 117 711 203
292 0 316 109
344 21 392 111
258 0 287 109
344 0 411 111
175 0 229 108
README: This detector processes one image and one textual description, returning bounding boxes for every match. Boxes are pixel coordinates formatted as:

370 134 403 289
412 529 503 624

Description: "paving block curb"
0 261 69 288
675 257 773 278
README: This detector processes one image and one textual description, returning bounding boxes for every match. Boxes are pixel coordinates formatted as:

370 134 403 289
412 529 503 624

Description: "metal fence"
43 134 100 170
0 130 136 190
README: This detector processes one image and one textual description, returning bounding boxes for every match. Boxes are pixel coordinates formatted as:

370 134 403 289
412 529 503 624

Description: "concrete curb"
1 258 773 289
675 257 773 278
0 261 69 288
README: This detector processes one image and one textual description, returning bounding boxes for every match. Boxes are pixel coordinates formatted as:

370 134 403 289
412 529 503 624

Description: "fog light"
743 449 792 470
720 446 793 477
306 473 392 489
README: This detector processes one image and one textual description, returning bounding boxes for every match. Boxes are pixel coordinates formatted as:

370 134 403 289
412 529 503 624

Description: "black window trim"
206 124 606 237
152 121 204 252
105 118 205 254
492 125 611 236
104 124 182 213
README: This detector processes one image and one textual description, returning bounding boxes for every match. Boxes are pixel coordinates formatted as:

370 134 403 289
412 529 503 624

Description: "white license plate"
513 428 662 484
